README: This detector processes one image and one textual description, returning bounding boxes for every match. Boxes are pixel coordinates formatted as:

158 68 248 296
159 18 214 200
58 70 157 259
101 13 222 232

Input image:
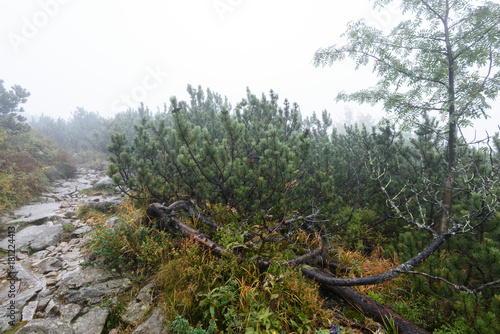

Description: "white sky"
1 0 499 140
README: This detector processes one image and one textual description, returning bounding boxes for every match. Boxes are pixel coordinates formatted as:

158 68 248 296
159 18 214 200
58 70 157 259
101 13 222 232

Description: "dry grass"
333 246 405 298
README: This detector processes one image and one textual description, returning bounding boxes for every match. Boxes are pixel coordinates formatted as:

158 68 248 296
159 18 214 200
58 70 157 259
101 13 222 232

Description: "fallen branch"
321 284 429 334
145 202 428 334
301 226 460 286
146 202 228 256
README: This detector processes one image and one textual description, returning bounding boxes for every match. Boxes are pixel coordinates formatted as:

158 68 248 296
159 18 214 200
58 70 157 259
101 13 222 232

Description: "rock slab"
0 224 63 252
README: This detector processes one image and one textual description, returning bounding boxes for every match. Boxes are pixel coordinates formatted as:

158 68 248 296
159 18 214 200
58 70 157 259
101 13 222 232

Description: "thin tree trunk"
438 3 457 235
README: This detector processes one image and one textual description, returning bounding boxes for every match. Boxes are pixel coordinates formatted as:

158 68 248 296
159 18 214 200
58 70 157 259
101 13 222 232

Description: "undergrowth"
86 202 355 333
0 129 76 216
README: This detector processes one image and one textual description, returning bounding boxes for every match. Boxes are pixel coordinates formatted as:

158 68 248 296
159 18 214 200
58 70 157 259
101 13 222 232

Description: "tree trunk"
439 5 457 235
321 284 429 334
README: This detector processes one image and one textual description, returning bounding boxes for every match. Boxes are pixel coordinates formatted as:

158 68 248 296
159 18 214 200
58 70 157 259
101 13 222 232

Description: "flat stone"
0 305 21 333
73 306 109 334
56 266 119 291
31 249 50 260
132 308 168 334
68 238 80 246
45 298 61 316
95 176 115 187
71 225 91 238
61 278 132 305
22 300 38 321
12 285 43 311
16 253 28 261
0 263 40 296
0 280 20 305
0 224 63 252
121 282 155 326
46 278 58 286
17 319 75 334
33 257 63 274
37 294 53 310
6 203 63 225
46 271 59 278
55 266 128 305
60 303 82 322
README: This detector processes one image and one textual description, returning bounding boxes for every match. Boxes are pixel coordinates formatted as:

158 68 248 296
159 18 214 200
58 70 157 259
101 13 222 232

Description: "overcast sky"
1 0 499 140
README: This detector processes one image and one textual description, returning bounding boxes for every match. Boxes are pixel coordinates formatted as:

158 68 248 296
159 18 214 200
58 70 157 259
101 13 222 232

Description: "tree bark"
301 227 457 286
321 284 429 334
439 0 457 235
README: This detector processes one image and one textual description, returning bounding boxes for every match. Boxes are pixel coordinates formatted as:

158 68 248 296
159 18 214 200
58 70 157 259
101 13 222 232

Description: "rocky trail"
0 168 167 334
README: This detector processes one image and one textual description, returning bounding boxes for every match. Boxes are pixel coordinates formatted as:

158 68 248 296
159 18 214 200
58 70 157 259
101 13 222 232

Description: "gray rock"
0 263 40 305
132 308 168 334
0 280 19 306
5 202 63 225
33 257 63 274
106 216 120 228
22 300 38 321
83 198 122 213
45 298 61 316
72 307 109 334
60 303 82 322
121 282 155 326
16 319 75 334
31 249 50 260
0 305 21 333
94 176 115 188
0 224 63 252
56 266 131 305
61 278 132 305
64 210 76 219
56 266 119 292
71 226 91 238
0 284 43 331
14 285 43 309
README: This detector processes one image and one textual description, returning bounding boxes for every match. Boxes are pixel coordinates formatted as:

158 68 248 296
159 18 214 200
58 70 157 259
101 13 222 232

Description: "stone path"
0 168 167 333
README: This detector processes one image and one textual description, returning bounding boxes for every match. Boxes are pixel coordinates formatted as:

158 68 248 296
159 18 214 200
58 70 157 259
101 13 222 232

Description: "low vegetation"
4 1 500 332
0 80 76 216
25 81 500 333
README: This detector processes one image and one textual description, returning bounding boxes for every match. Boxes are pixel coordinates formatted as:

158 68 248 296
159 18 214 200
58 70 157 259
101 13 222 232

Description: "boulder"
0 263 40 305
0 224 63 252
56 266 131 305
16 319 75 334
71 226 91 238
72 307 109 334
22 300 38 321
33 257 63 274
0 285 43 330
94 176 115 189
132 307 168 334
121 282 155 325
60 278 132 305
60 303 82 322
5 202 63 225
